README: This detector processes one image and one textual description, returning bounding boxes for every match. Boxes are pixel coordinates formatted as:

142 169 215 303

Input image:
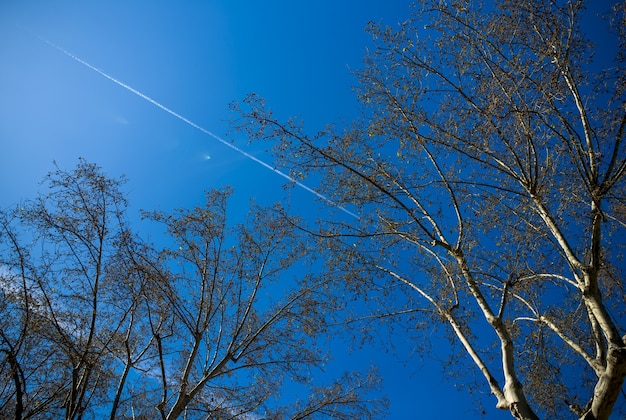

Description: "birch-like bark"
453 252 539 420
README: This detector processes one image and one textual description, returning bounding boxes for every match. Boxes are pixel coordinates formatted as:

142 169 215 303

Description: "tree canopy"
233 1 626 419
0 160 386 419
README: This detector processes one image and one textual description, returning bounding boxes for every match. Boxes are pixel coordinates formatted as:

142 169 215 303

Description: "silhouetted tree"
0 160 135 419
137 190 385 419
0 161 386 419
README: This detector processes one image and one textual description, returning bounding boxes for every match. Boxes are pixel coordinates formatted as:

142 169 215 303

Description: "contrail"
38 36 359 220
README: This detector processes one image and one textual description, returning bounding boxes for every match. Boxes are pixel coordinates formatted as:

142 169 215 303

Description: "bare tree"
233 1 626 418
0 162 386 419
0 211 39 419
0 160 144 419
137 189 386 419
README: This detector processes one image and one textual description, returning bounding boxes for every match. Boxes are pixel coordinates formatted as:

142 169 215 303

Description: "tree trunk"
580 338 626 420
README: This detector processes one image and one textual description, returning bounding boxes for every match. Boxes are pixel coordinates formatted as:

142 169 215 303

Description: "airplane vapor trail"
39 37 359 219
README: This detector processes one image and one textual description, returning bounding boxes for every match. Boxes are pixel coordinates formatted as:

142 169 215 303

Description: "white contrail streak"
39 37 360 220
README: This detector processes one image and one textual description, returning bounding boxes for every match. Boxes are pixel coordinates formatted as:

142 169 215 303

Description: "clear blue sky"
1 0 411 217
4 1 616 418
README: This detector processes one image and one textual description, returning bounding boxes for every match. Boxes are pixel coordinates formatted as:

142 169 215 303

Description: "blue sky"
5 1 616 418
0 1 404 215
